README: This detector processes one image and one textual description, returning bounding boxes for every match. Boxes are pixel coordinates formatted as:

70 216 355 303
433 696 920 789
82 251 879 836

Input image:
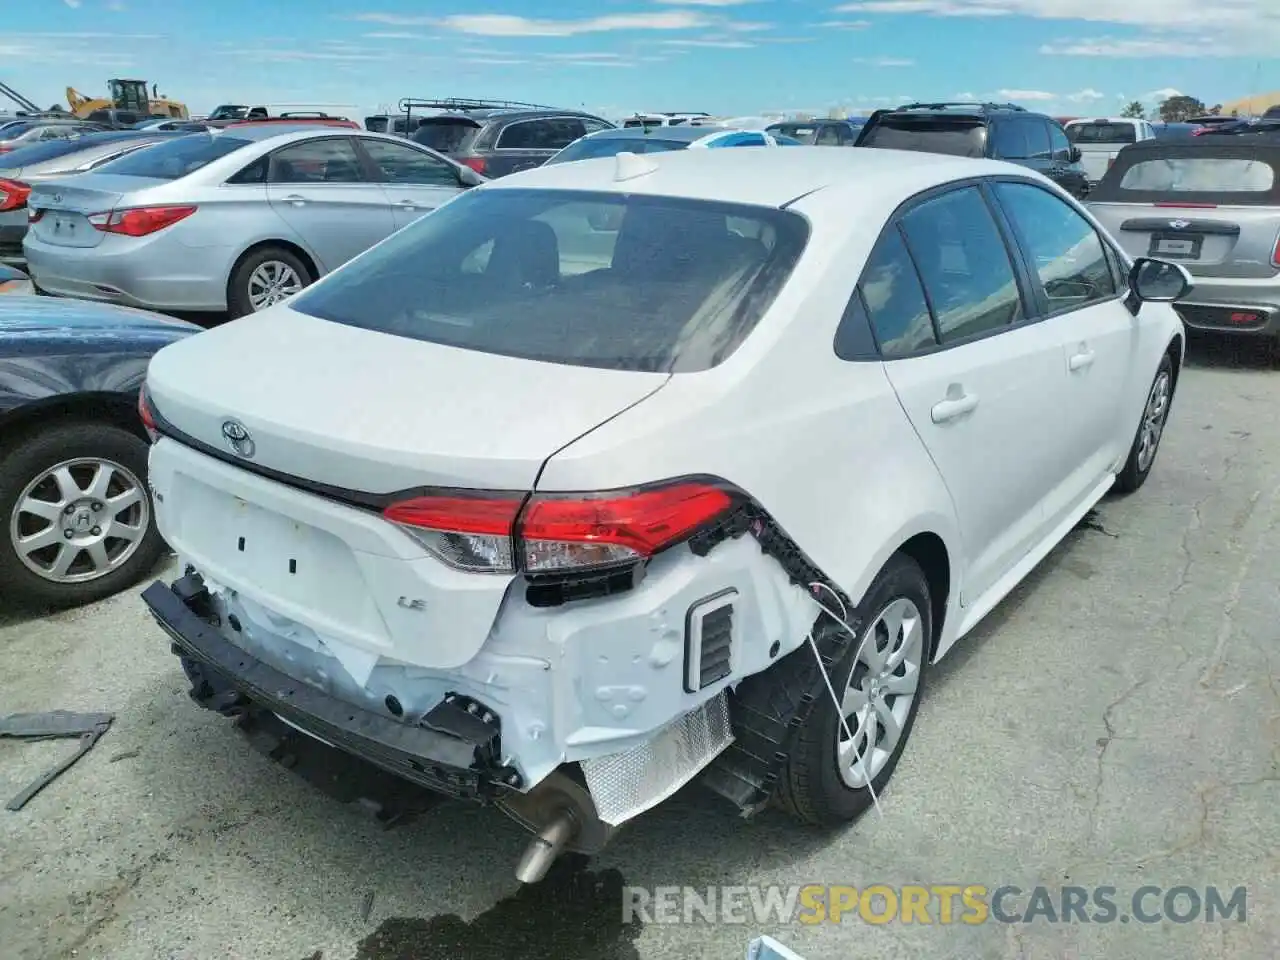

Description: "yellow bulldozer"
66 79 189 120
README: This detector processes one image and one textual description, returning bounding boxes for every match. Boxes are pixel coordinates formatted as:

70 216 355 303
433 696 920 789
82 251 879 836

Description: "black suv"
403 98 614 178
856 102 1090 199
765 118 863 146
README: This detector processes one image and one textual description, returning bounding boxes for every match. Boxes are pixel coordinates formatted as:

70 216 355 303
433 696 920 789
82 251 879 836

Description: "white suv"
139 147 1187 883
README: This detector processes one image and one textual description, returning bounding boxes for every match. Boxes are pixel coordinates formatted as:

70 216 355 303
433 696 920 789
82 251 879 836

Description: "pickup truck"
1063 117 1157 185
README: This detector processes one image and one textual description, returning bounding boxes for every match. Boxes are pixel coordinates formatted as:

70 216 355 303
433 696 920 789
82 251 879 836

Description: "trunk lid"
26 175 147 249
1089 201 1280 280
145 305 671 495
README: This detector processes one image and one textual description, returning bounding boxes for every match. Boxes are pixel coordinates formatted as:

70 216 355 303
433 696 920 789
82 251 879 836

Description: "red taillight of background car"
0 178 31 212
88 205 197 237
460 156 487 176
383 481 735 574
137 385 159 442
27 208 44 223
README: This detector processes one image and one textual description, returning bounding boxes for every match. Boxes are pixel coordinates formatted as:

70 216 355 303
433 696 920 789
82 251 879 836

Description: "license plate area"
1149 233 1202 259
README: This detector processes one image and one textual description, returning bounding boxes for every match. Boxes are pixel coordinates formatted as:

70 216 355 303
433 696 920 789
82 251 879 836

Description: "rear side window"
1119 157 1274 192
269 139 364 184
858 228 936 359
498 118 587 150
900 186 1023 343
288 188 809 373
96 134 251 179
860 118 986 159
994 182 1116 312
1068 123 1137 144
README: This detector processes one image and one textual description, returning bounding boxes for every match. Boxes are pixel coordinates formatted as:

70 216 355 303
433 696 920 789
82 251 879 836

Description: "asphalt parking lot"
1 335 1278 960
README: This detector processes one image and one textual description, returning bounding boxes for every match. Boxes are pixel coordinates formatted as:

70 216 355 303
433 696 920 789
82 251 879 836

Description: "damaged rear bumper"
141 574 522 800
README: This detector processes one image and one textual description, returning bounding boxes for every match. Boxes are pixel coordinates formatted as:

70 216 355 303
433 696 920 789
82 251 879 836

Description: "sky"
3 0 1279 121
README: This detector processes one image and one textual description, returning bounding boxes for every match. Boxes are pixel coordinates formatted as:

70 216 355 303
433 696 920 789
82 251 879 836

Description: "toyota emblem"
221 419 256 459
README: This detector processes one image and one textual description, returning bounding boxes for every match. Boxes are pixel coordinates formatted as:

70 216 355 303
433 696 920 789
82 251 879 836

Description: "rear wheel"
775 553 931 826
0 422 165 608
228 246 313 319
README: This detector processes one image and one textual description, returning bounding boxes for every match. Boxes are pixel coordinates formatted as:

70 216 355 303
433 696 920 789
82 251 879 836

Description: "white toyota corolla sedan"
137 146 1187 882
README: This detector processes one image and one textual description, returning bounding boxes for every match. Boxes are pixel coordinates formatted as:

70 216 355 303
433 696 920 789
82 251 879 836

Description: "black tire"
1114 352 1174 494
775 553 932 826
227 245 314 319
0 422 165 609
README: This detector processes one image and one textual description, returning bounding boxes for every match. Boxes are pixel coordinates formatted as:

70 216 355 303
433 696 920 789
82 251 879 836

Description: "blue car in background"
544 124 793 165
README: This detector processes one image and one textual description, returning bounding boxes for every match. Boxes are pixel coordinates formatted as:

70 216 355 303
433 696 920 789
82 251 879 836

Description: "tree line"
1118 96 1233 123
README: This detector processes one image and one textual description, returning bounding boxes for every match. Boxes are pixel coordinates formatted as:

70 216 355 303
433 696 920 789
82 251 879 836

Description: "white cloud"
234 48 383 61
63 0 82 7
854 56 914 66
537 52 634 66
996 88 1057 101
354 11 712 36
1039 37 1212 57
815 19 872 28
655 0 758 5
1066 88 1106 101
660 37 755 46
1143 87 1184 101
725 20 774 31
361 31 436 40
952 91 977 99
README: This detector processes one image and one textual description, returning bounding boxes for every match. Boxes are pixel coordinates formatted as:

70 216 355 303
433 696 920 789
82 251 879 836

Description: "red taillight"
88 205 197 237
137 385 159 442
460 156 487 175
0 178 30 213
1154 201 1218 208
384 481 735 574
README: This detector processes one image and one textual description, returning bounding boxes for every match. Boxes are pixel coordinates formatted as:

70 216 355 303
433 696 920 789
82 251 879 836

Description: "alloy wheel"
247 260 304 311
836 596 926 789
8 457 150 584
1136 370 1171 474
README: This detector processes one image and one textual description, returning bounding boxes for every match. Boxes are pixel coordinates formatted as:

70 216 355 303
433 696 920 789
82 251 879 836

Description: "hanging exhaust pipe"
514 808 579 884
499 768 615 884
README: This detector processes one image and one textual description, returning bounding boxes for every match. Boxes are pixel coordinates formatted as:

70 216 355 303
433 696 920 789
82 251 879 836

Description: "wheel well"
1167 334 1183 394
228 239 319 294
0 393 144 450
897 532 949 660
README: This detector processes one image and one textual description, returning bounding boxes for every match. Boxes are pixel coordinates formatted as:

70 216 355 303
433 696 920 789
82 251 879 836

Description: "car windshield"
411 120 478 153
860 118 987 158
1067 123 1137 144
546 137 688 164
208 105 249 121
94 134 251 179
0 132 139 167
1118 157 1275 192
289 188 809 373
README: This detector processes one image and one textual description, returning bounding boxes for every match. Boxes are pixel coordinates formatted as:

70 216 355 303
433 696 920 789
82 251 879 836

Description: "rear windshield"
860 118 987 158
0 122 37 139
411 120 478 153
289 188 809 373
1118 157 1275 192
0 132 137 167
1067 123 1137 144
94 134 251 179
547 137 686 165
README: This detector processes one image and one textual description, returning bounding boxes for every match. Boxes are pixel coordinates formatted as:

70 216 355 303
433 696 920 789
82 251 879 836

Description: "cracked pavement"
1 340 1278 960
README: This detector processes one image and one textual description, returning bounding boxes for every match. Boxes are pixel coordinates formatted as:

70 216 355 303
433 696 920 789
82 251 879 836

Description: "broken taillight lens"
383 481 735 575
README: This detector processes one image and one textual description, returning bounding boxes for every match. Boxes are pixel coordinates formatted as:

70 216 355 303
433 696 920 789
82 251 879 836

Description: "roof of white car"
486 146 1025 208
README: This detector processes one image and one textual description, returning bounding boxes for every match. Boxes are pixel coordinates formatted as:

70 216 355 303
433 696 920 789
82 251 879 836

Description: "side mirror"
1124 257 1192 314
457 166 484 188
1069 146 1082 163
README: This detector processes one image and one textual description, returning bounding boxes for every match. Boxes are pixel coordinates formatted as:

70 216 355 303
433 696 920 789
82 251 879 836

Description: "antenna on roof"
614 151 659 182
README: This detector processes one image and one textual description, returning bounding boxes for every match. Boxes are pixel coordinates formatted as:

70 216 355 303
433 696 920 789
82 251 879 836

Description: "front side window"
857 228 936 359
815 125 843 146
994 181 1116 311
269 139 364 184
1024 120 1051 160
288 188 809 373
900 186 1024 343
361 139 459 186
1048 123 1072 161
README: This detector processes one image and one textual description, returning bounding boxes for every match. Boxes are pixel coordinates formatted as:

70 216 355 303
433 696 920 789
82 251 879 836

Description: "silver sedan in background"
22 127 484 318
1 131 191 263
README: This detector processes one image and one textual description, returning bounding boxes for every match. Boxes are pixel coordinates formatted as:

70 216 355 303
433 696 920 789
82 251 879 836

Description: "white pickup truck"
1063 117 1157 186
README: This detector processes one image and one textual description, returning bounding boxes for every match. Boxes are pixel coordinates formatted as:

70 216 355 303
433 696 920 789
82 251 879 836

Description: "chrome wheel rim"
836 596 925 789
1136 370 1171 474
247 261 303 311
8 457 149 584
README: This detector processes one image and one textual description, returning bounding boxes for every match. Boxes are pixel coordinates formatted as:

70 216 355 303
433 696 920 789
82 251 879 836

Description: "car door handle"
283 194 307 207
930 391 979 424
396 199 419 208
1069 348 1096 371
